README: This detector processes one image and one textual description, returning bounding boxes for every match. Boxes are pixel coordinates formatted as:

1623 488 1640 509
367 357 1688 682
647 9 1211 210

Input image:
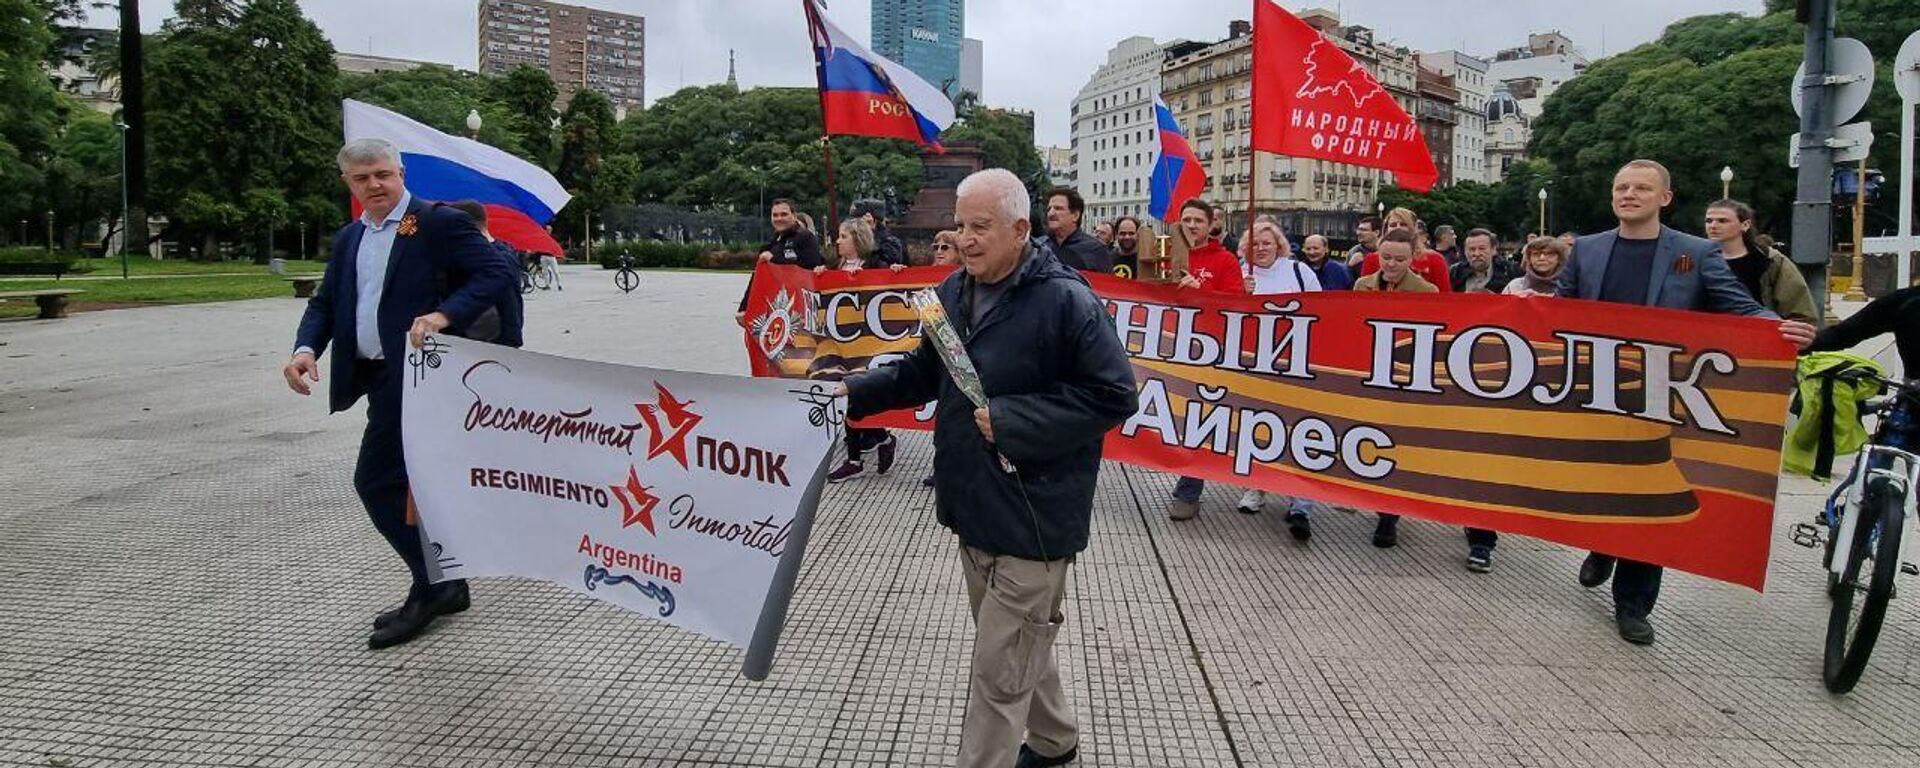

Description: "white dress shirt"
352 191 412 360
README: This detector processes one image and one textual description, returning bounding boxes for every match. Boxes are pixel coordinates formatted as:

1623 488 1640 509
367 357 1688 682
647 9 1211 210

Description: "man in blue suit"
1559 159 1815 645
282 138 517 649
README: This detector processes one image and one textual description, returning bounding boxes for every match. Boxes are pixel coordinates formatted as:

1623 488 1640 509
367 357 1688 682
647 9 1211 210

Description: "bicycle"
613 254 638 294
1792 372 1920 693
526 253 560 292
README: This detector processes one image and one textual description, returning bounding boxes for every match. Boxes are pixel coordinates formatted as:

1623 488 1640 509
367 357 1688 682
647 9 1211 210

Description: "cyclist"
1805 287 1920 451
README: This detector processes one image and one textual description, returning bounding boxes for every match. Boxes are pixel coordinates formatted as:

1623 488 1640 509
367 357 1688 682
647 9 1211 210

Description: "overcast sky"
98 0 1766 145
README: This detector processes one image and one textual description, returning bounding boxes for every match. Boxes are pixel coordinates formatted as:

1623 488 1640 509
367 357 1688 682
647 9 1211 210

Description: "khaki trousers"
957 543 1077 768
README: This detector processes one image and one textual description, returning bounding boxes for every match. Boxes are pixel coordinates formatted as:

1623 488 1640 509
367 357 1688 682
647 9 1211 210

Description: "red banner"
1250 0 1439 192
743 264 1796 590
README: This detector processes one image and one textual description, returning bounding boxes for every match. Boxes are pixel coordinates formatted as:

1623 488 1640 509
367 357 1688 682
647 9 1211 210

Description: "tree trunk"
121 2 149 251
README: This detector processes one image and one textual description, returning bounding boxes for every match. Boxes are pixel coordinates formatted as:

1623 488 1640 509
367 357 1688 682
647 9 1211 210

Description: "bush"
0 248 89 275
590 241 760 271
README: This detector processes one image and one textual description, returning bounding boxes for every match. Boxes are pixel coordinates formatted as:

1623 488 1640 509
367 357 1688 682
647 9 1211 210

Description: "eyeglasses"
933 244 954 251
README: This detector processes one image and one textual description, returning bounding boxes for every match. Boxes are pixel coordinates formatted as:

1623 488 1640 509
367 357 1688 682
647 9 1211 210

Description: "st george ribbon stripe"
740 264 1798 590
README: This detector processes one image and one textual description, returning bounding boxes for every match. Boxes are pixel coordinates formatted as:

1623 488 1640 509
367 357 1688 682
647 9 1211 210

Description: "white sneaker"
1236 489 1265 515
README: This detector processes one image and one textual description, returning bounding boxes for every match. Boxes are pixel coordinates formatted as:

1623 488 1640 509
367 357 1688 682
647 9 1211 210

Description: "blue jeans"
1173 476 1313 515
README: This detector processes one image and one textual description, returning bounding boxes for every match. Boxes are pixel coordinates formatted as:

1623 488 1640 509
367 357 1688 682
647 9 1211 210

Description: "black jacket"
846 243 1138 561
873 226 906 267
738 227 826 312
1448 258 1523 294
1047 228 1113 273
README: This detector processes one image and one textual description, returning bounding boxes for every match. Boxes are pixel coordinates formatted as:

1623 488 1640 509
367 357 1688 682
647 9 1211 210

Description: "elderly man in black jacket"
1446 228 1521 294
840 168 1138 768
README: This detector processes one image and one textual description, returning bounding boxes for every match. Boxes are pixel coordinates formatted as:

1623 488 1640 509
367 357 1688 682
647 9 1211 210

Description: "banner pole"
803 0 841 233
741 425 839 680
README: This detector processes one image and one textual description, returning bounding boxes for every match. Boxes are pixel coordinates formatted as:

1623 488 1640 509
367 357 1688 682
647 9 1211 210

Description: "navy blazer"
1558 225 1775 318
293 195 518 413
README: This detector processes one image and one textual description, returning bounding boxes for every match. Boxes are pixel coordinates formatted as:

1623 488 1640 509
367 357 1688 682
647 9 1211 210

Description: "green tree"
943 106 1045 199
488 65 558 167
555 89 618 241
341 65 531 159
620 84 923 222
0 0 61 233
42 99 124 251
146 0 339 259
1526 1 1914 239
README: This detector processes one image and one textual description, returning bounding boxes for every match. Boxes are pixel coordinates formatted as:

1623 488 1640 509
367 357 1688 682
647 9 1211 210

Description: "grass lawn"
0 274 295 319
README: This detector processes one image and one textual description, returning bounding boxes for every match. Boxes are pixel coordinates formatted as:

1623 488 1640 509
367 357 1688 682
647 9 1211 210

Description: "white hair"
956 168 1030 227
337 138 403 172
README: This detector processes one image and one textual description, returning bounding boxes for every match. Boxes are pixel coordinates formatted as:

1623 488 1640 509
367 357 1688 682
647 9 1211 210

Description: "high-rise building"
478 0 645 109
1419 50 1491 184
871 0 965 97
1070 36 1178 224
959 37 984 99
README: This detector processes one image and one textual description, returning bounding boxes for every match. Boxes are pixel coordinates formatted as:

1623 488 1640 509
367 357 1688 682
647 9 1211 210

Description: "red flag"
1249 0 1439 192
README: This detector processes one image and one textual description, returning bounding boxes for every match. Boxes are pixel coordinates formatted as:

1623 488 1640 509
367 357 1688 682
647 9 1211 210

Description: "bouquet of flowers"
908 289 988 407
909 288 1014 473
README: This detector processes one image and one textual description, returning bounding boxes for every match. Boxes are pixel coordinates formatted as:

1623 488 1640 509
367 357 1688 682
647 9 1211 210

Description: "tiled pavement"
1 268 1917 767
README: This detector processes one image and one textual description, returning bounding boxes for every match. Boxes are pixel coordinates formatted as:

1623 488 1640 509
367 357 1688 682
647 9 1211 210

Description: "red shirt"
1361 249 1453 292
1185 240 1247 295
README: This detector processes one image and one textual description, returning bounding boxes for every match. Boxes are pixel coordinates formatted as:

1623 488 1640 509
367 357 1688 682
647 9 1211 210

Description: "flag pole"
1245 0 1259 238
803 0 841 234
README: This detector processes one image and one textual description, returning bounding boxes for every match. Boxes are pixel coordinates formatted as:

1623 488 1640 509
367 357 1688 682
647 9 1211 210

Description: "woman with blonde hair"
1356 206 1453 290
819 218 904 483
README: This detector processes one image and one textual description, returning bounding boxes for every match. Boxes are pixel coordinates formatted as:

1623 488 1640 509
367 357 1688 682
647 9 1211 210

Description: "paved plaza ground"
2 266 1918 767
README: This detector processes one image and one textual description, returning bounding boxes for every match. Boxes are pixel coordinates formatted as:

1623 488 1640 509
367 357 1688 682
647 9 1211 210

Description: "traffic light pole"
1792 0 1838 323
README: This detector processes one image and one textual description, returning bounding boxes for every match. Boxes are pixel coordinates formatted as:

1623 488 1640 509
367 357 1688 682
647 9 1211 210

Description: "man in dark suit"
282 138 518 649
1559 159 1814 645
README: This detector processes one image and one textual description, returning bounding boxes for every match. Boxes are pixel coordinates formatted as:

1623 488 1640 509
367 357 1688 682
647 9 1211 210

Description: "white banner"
401 336 841 670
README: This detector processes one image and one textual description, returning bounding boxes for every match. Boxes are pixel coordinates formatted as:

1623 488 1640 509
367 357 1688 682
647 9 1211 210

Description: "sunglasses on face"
934 244 954 251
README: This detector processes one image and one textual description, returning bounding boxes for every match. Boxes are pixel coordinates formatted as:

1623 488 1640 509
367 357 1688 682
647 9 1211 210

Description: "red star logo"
636 383 703 469
610 466 660 534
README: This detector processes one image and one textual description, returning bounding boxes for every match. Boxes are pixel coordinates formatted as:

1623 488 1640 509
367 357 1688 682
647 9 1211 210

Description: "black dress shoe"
1015 744 1078 768
1578 553 1616 588
1285 511 1312 542
368 600 437 650
1616 614 1656 645
1371 517 1398 548
374 581 470 629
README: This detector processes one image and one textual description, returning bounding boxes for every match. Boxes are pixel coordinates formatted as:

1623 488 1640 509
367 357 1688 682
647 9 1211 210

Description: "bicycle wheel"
1823 476 1905 693
521 271 536 295
533 266 555 291
614 268 639 293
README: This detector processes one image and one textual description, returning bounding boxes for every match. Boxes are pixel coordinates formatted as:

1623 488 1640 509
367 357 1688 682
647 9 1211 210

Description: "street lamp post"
46 210 54 254
117 121 130 279
1537 187 1549 236
466 109 483 140
1720 166 1734 200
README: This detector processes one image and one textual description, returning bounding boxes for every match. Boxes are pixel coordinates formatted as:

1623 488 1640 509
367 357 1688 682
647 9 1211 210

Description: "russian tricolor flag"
343 99 571 257
1148 98 1206 223
805 0 955 149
